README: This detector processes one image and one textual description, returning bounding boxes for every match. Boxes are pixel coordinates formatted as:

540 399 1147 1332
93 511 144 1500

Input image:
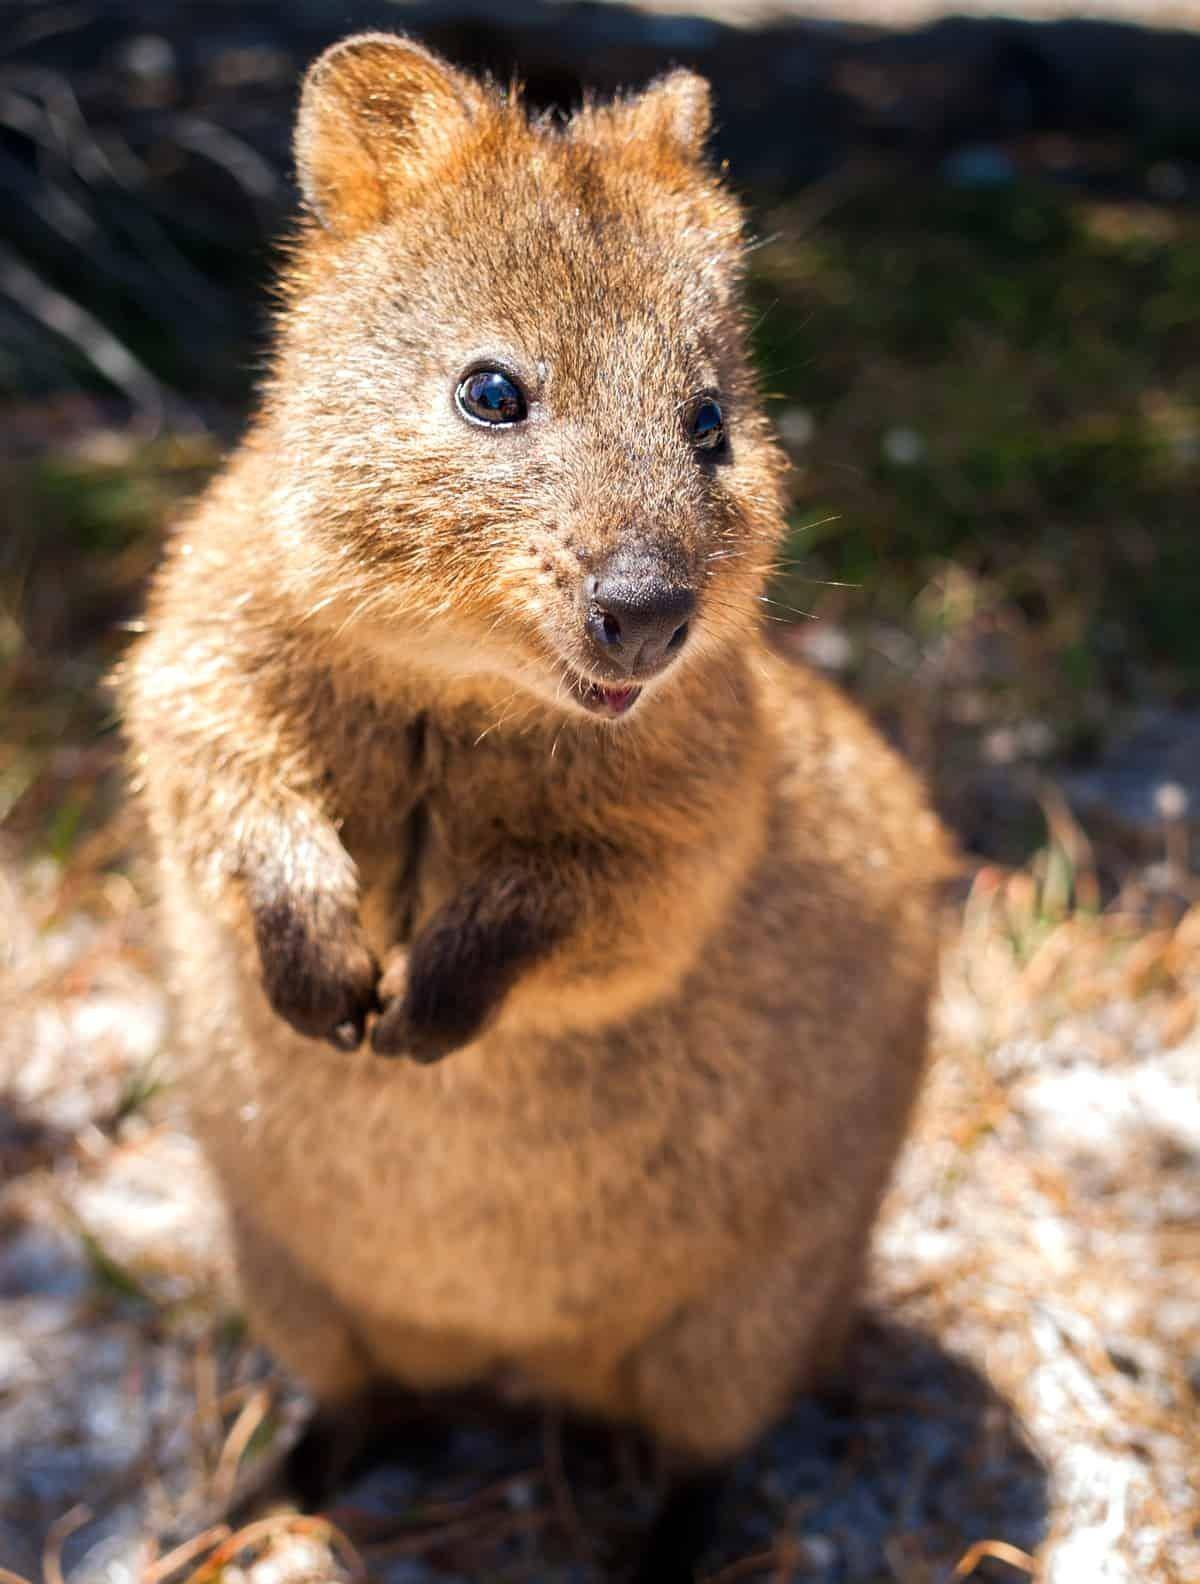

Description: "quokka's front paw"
251 889 380 1050
370 949 472 1063
370 875 547 1062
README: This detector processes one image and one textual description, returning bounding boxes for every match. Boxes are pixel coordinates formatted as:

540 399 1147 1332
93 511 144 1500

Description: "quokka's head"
267 33 787 721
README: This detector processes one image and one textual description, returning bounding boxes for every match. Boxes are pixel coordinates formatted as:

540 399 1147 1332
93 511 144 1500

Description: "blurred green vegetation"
754 178 1200 705
0 434 219 855
742 176 1200 856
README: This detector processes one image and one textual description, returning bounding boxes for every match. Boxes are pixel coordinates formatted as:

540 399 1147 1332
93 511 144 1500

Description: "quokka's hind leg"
228 1208 376 1404
624 1236 869 1580
230 1213 512 1508
227 1210 378 1507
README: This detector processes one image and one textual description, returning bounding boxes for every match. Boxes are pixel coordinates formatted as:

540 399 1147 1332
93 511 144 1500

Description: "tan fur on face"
269 40 780 719
122 33 954 1475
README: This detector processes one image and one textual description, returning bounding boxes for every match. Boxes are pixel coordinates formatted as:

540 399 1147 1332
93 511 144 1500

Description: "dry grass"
882 869 1200 1583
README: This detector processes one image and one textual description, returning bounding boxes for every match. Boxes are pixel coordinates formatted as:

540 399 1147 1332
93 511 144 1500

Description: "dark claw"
251 888 380 1050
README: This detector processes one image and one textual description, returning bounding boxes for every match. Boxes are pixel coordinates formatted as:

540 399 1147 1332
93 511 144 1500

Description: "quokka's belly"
190 985 765 1351
172 838 923 1355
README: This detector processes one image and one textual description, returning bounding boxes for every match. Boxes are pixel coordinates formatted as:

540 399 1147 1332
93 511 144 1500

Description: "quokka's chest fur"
296 658 771 1024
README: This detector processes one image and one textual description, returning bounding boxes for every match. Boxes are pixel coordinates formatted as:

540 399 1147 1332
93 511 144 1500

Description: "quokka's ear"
295 33 483 234
609 69 713 158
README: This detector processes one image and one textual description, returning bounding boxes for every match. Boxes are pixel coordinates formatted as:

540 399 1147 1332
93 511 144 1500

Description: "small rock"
777 407 815 449
942 144 1017 188
795 1532 837 1570
1064 710 1200 841
882 426 925 466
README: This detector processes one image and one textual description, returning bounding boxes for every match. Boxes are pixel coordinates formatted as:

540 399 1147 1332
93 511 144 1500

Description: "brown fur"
122 28 952 1547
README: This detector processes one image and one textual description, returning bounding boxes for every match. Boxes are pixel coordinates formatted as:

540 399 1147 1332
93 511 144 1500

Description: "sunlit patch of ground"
881 873 1200 1584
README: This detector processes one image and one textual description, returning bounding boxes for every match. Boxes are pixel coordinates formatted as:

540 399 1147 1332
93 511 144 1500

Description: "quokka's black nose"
584 552 695 676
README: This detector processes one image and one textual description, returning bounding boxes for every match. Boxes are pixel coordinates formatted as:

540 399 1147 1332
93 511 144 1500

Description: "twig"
767 1503 819 1584
375 1468 541 1528
950 1538 1038 1579
141 1526 232 1584
211 1385 272 1508
185 1514 365 1584
43 1504 92 1584
191 1336 222 1472
363 1509 547 1561
171 117 279 204
769 1533 803 1584
704 1549 781 1582
0 241 164 418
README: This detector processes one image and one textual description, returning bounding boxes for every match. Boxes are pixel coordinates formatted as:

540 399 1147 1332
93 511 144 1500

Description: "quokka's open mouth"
569 673 643 718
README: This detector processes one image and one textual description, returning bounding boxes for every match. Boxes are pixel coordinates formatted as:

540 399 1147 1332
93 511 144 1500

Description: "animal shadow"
317 1313 1049 1582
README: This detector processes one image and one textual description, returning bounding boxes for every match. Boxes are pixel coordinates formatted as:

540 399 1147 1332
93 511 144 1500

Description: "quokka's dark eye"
686 395 726 454
455 369 527 426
